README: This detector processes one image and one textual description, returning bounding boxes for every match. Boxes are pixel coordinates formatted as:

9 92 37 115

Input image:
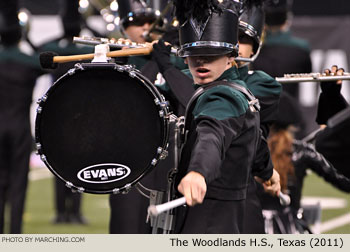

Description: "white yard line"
320 213 350 233
301 196 348 209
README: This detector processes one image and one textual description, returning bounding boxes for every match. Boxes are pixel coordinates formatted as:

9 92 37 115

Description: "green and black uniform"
252 30 311 139
172 66 260 233
253 30 311 100
316 82 350 179
0 45 43 233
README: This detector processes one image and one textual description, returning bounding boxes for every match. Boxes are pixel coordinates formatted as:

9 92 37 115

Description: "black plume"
173 0 223 24
40 51 58 69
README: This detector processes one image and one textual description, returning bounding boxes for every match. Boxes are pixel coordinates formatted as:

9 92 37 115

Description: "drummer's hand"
151 39 173 73
178 171 207 206
261 169 281 197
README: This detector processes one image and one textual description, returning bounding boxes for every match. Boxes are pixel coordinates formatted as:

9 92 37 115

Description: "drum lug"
74 63 84 71
68 68 76 75
36 106 42 114
157 147 168 160
37 95 47 104
36 143 42 151
122 184 132 194
160 101 169 109
128 71 136 78
40 154 47 162
112 188 121 194
66 182 73 189
154 98 160 105
77 187 85 193
124 65 134 72
115 65 124 72
151 158 158 166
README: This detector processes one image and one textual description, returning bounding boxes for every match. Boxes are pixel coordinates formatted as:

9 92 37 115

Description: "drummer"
162 0 281 233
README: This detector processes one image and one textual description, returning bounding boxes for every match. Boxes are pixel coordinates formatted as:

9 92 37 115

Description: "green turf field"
2 168 349 234
22 177 110 234
302 172 350 234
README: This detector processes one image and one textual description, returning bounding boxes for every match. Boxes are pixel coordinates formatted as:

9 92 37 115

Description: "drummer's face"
185 54 235 85
124 23 151 43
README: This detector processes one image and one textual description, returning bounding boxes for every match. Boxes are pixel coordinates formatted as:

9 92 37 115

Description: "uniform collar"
238 65 249 80
265 30 291 44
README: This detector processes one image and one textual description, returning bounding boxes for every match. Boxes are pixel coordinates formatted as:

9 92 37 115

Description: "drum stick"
264 180 290 206
53 46 153 63
148 197 186 217
279 192 291 206
40 46 153 69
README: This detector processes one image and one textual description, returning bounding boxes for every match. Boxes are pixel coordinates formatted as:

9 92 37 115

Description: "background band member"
0 1 43 233
315 65 350 179
252 0 311 139
259 92 350 233
236 0 282 233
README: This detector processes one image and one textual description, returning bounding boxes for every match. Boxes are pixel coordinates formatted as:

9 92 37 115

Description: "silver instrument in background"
73 36 178 54
73 36 253 62
276 72 350 83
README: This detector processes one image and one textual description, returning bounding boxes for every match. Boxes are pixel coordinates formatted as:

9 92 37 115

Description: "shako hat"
117 0 167 29
174 0 241 57
239 0 265 55
264 0 293 26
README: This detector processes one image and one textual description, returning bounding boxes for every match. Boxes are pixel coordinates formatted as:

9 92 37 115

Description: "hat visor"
178 47 236 57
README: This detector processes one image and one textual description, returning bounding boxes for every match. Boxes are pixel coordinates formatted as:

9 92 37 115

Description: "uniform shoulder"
194 84 249 120
249 70 275 81
288 36 311 52
0 46 41 69
246 70 282 97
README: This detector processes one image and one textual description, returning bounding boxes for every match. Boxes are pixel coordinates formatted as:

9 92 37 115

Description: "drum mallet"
39 46 153 69
148 197 186 217
264 179 291 206
147 193 290 216
279 192 291 206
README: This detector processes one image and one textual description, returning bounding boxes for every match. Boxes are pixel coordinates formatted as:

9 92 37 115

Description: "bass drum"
35 63 170 194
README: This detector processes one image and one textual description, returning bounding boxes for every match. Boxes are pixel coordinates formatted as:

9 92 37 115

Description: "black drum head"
35 65 168 193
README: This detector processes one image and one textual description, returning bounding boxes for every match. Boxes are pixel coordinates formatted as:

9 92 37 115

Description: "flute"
73 36 178 54
276 73 350 83
73 36 253 62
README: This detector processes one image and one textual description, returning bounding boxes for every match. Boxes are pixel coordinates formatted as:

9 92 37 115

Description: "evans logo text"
77 163 131 184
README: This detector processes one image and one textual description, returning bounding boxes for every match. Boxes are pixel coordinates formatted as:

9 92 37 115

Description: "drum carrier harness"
151 80 260 233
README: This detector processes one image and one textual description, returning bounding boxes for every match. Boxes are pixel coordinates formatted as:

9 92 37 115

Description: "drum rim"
35 63 171 194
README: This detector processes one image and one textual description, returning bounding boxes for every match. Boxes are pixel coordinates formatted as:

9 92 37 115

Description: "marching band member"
252 0 310 139
166 0 280 233
260 92 350 233
236 0 282 233
0 1 44 233
315 65 350 179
